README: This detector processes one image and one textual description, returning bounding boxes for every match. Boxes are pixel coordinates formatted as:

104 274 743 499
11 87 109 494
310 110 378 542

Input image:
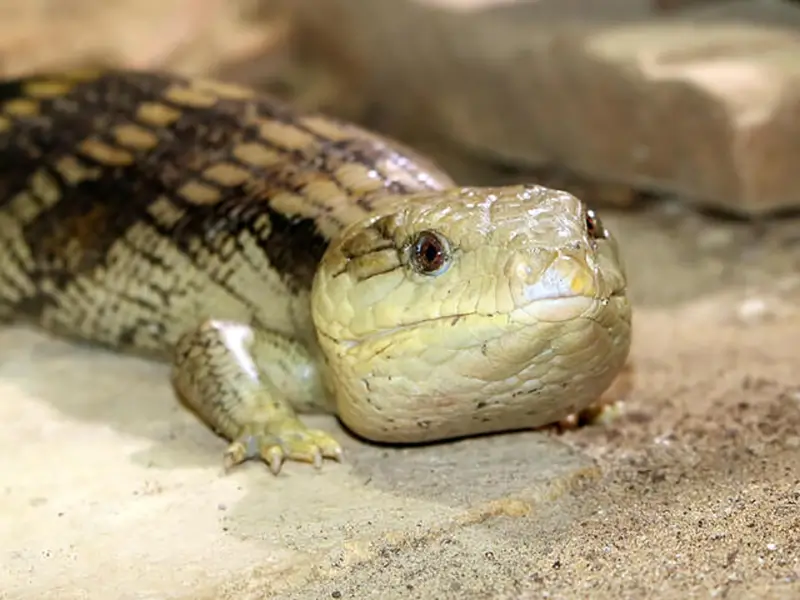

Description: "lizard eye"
585 209 608 240
410 230 451 275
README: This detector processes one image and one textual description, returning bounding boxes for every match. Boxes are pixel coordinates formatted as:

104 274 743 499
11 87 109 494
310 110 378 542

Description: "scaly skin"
0 70 632 474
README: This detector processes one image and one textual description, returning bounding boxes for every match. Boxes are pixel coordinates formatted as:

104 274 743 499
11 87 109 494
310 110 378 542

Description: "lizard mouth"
334 290 627 348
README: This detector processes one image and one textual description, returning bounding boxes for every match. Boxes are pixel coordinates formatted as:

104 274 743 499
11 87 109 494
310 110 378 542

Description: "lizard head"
311 184 632 444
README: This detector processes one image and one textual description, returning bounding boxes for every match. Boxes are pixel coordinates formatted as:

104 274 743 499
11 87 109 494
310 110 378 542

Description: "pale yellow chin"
324 294 631 444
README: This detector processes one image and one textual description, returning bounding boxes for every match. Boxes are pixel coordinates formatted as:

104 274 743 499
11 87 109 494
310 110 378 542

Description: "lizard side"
0 70 632 474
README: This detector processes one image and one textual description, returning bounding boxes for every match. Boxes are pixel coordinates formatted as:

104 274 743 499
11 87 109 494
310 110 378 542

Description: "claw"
222 421 343 474
315 432 344 462
223 440 248 471
554 399 623 432
312 449 323 469
263 444 285 475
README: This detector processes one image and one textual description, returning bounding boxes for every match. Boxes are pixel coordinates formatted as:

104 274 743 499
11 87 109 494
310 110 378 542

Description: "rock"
554 13 800 215
272 0 800 216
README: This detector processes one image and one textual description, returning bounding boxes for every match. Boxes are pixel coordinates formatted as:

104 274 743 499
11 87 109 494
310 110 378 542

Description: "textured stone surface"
0 326 598 599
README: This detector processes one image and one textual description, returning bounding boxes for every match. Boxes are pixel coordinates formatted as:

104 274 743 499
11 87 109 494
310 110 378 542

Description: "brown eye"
410 230 450 275
585 209 607 240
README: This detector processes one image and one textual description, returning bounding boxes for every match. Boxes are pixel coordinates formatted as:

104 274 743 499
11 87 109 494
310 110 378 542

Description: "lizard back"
0 70 452 356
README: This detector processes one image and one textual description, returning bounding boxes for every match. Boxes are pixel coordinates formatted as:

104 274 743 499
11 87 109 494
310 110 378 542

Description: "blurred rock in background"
255 0 800 216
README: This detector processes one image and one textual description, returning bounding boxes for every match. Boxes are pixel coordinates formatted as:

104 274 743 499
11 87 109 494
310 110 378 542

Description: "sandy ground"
0 1 799 599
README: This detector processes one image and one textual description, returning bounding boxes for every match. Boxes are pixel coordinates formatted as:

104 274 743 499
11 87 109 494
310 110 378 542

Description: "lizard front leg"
171 319 343 474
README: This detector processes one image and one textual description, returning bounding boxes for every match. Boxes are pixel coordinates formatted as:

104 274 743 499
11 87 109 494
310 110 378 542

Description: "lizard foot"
223 418 343 475
556 399 624 431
